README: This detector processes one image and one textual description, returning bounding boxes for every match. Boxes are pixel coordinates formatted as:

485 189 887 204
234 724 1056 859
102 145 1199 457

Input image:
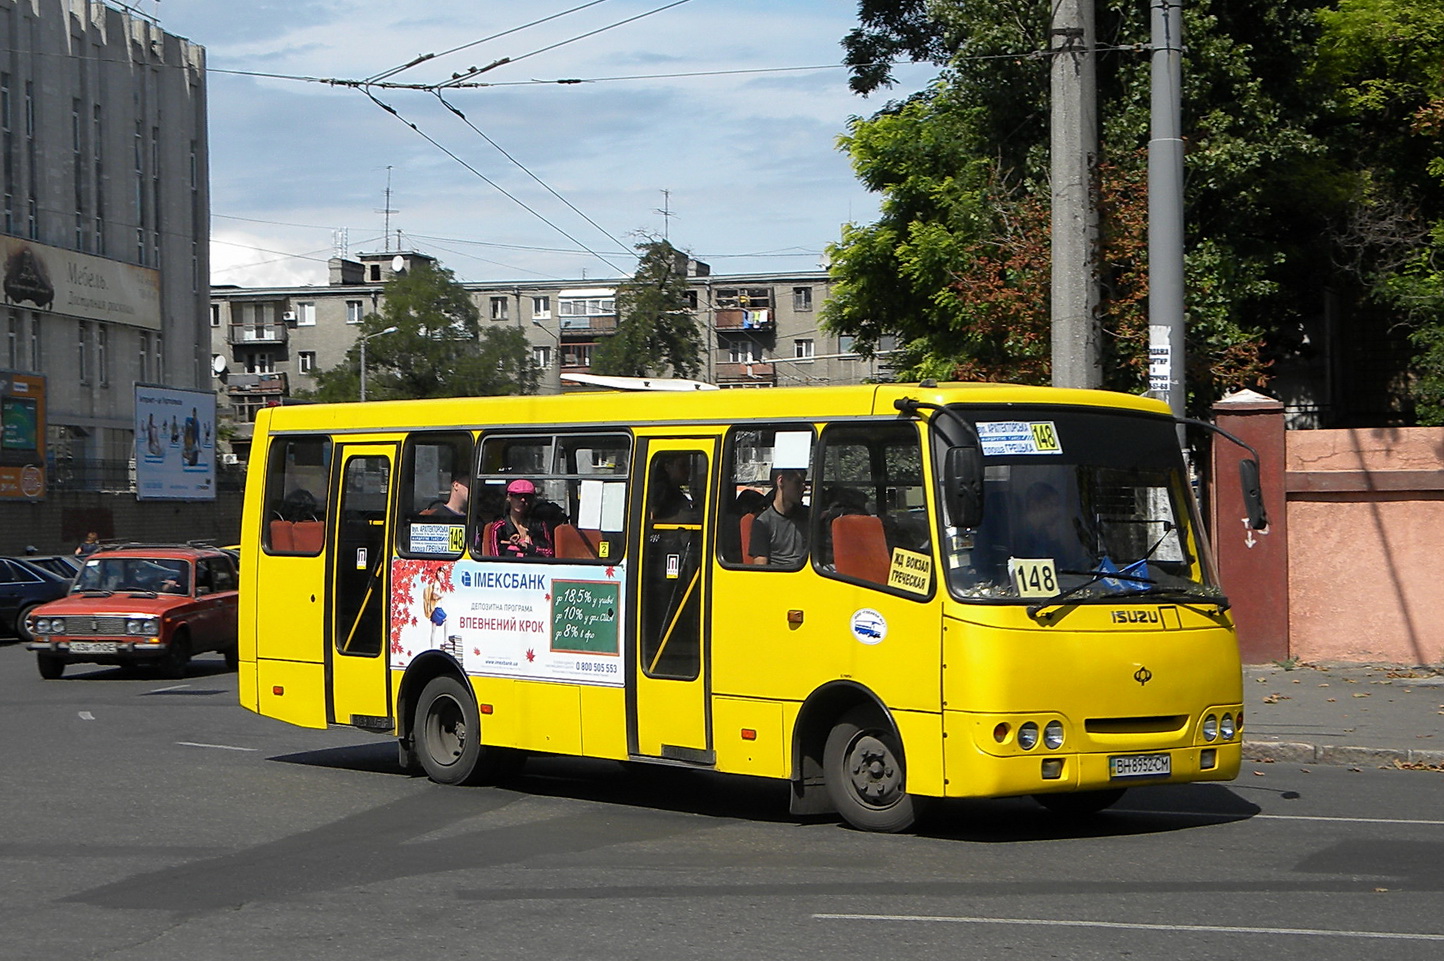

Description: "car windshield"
938 405 1222 605
75 557 191 595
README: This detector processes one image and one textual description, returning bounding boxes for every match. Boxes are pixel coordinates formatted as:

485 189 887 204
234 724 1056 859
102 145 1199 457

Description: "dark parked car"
0 556 74 642
26 544 239 679
25 554 84 580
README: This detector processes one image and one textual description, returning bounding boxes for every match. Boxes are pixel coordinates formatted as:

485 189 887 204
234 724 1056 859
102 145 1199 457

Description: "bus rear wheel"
823 707 922 833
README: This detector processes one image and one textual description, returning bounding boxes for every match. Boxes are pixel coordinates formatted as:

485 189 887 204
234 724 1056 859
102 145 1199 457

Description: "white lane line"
814 914 1444 942
1118 808 1444 827
176 741 257 752
148 684 190 694
78 711 95 720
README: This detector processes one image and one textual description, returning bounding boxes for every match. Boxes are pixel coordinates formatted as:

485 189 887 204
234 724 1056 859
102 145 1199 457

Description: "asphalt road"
3 642 1443 961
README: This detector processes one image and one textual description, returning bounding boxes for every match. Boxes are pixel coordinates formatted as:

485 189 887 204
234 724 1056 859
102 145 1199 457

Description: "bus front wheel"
414 675 522 786
823 707 921 833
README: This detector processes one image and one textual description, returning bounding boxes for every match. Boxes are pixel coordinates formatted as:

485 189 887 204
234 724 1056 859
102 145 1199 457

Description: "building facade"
209 252 897 460
1 0 209 487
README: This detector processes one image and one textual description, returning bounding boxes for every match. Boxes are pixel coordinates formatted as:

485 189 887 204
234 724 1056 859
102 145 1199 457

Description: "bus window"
263 436 331 555
641 448 709 679
717 426 815 569
815 423 933 595
476 432 631 561
398 432 473 559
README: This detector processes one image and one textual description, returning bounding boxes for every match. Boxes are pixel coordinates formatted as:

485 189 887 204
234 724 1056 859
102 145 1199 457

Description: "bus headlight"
1202 714 1218 741
1220 714 1236 740
1043 720 1065 750
1018 722 1039 750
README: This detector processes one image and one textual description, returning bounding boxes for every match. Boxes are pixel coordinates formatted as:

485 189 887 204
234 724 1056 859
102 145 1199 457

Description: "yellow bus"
238 381 1257 832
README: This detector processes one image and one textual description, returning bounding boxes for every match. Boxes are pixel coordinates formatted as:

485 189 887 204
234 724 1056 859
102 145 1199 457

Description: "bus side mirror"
1239 459 1268 530
945 446 984 529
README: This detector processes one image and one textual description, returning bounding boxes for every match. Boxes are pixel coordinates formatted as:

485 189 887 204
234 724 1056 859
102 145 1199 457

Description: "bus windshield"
941 406 1222 605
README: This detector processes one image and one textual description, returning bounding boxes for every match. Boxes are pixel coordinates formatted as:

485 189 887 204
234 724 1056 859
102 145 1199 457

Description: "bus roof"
254 382 1172 435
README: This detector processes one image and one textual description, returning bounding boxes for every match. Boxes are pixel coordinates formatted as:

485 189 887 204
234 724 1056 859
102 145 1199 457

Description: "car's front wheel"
37 654 64 680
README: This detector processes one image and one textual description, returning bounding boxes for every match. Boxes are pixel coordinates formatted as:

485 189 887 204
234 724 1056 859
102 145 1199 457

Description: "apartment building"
209 251 897 460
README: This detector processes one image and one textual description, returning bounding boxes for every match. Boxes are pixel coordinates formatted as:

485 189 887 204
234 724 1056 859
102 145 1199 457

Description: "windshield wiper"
1027 567 1155 617
1104 584 1231 610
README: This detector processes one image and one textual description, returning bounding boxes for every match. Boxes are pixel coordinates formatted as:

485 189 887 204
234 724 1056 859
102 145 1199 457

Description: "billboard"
2 237 161 329
0 370 46 500
134 384 215 501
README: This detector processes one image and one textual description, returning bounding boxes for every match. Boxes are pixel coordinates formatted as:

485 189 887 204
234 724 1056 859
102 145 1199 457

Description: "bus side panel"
711 697 785 777
893 708 945 798
579 684 628 759
257 657 329 730
511 679 583 756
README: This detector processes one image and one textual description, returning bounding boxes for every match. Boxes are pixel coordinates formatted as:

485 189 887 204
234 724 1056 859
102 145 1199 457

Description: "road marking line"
1117 809 1444 827
78 711 95 720
149 684 190 693
176 741 257 752
813 914 1444 941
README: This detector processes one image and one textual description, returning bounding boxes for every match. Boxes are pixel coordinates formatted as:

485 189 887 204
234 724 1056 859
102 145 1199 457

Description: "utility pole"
1049 0 1101 389
1149 0 1186 419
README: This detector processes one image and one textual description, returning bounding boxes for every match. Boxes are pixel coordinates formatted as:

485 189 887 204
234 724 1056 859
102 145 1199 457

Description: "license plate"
69 641 117 654
1109 753 1171 779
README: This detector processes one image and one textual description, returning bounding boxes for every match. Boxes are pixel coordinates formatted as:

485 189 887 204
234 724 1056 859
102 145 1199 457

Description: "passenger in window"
751 470 809 567
479 479 555 558
649 455 697 522
1015 481 1084 567
420 473 470 519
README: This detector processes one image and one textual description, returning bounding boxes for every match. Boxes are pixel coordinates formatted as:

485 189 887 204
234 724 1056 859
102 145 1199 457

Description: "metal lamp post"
358 326 398 402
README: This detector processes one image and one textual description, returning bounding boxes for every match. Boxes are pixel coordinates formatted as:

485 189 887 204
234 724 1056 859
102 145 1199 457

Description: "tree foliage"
828 0 1444 417
591 238 703 379
304 260 537 402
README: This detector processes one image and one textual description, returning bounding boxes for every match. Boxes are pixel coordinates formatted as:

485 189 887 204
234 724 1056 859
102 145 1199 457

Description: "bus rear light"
1040 758 1063 779
741 729 757 741
993 722 1010 743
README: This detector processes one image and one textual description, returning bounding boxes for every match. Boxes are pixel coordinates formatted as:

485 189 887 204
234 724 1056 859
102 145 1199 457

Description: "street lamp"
358 326 398 402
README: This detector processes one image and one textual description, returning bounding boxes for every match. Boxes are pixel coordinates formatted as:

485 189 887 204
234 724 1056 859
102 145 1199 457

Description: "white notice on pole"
1148 325 1171 393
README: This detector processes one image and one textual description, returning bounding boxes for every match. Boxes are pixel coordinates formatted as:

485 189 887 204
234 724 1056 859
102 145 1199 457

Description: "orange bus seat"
291 520 325 554
832 514 889 584
553 523 598 559
740 512 759 563
269 519 295 552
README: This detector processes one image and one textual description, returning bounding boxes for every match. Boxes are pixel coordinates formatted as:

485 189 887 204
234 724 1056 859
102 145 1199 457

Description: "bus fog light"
1202 714 1218 741
1040 758 1063 779
1220 714 1235 740
1043 720 1064 750
1201 748 1217 770
1018 722 1039 750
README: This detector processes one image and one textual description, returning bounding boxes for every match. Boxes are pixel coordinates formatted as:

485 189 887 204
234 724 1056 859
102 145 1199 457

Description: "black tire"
159 631 191 679
222 644 239 671
37 654 65 680
1033 788 1127 816
15 603 41 644
823 706 922 833
415 674 513 786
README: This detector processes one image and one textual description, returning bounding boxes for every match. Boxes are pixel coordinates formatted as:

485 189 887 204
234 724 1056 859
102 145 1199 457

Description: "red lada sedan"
26 544 239 679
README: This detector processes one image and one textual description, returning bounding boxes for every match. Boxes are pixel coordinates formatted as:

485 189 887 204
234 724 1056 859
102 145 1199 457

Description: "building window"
295 302 316 326
369 264 381 282
561 343 594 368
247 351 273 374
794 338 814 360
139 331 150 382
78 321 90 384
532 296 551 319
210 304 221 328
97 324 109 386
686 290 698 309
532 344 552 368
347 300 364 324
299 351 317 373
155 334 165 380
559 296 615 317
490 296 509 321
792 287 813 311
729 340 763 364
838 335 858 356
717 288 773 309
6 309 17 368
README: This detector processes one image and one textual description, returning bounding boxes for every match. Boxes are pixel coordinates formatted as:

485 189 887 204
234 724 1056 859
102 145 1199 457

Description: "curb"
1243 739 1444 769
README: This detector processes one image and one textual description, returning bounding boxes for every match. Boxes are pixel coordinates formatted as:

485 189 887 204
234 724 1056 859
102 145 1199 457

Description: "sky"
145 0 938 288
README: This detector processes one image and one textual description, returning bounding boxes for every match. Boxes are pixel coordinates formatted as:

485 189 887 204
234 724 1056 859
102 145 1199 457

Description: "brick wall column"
1210 389 1289 663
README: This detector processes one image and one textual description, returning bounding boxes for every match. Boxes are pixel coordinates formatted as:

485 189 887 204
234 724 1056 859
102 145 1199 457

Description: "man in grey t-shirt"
751 469 808 567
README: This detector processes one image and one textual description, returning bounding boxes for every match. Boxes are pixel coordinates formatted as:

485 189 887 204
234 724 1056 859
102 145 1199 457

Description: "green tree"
304 260 537 402
591 238 703 379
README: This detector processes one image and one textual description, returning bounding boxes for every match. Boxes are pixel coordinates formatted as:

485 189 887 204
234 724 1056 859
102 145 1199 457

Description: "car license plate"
69 641 117 654
1109 753 1171 779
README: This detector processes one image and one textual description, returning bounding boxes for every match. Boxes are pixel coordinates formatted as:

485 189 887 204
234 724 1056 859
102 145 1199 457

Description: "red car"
26 544 239 679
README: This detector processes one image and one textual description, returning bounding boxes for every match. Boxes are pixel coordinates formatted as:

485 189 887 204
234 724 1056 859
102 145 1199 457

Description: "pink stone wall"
1286 428 1444 665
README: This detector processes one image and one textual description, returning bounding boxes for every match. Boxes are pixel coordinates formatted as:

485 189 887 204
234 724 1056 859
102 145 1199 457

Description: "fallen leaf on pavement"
1352 692 1371 697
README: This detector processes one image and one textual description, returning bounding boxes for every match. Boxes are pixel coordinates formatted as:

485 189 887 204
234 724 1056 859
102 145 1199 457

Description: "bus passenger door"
328 444 396 729
632 440 715 762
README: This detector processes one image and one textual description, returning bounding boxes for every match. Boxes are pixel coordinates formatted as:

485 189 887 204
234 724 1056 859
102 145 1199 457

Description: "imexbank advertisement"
134 385 215 501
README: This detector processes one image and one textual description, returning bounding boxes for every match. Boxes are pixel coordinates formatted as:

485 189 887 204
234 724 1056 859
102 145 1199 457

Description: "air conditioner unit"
221 453 239 465
282 311 297 322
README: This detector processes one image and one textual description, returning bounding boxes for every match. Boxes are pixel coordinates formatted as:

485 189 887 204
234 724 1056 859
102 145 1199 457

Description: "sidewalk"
1242 661 1444 769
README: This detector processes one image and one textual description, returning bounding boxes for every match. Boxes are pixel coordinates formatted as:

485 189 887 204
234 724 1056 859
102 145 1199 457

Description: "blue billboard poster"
134 384 216 501
0 370 46 500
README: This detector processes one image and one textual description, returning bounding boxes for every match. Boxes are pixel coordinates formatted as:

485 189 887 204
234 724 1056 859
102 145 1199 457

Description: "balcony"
714 308 773 331
558 315 617 335
227 371 288 395
228 323 289 346
714 362 775 386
